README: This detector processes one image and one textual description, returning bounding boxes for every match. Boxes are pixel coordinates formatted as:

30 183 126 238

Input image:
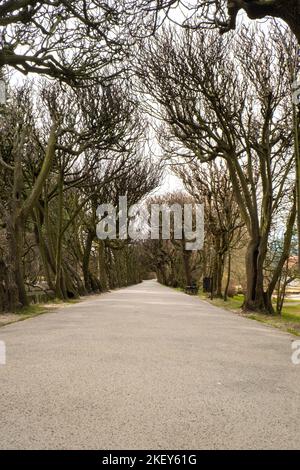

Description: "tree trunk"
243 237 272 313
98 241 108 291
229 1 300 44
82 230 95 292
5 213 28 309
0 258 9 312
278 2 300 44
215 251 225 298
224 251 231 302
182 249 192 286
4 217 21 310
293 106 300 272
33 206 55 291
266 195 297 311
54 166 65 299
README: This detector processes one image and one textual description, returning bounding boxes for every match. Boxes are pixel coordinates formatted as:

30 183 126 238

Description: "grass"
201 294 244 311
281 305 300 316
247 313 300 337
0 297 82 328
198 291 300 336
17 304 49 317
174 287 184 292
17 296 81 315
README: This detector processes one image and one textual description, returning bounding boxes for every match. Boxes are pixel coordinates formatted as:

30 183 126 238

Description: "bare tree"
137 25 296 313
174 160 245 298
0 1 141 84
0 76 161 310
